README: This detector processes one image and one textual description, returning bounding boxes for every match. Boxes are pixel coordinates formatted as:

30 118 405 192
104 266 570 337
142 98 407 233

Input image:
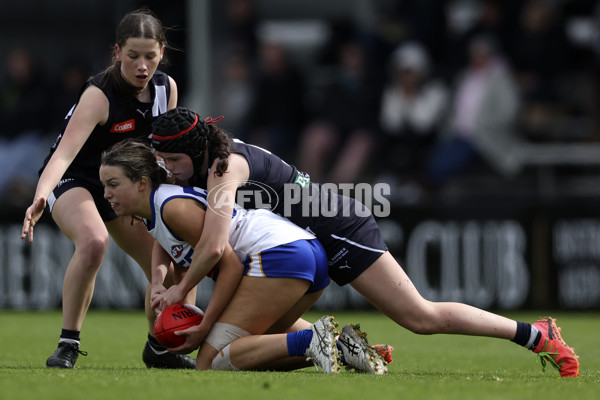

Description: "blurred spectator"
424 35 521 191
0 46 54 208
48 59 90 133
215 52 254 140
211 0 258 140
0 46 51 134
509 0 571 141
224 0 259 59
297 40 380 184
247 41 307 160
441 0 485 80
378 42 449 181
442 0 516 78
588 1 600 139
389 0 446 64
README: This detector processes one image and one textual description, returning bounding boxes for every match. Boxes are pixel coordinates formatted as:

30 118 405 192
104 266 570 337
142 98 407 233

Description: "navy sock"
511 321 530 346
286 329 313 357
60 329 80 341
336 342 346 364
511 321 541 350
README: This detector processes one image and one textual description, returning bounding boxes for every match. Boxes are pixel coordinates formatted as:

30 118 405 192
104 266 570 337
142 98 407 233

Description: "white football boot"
305 315 341 374
337 323 388 375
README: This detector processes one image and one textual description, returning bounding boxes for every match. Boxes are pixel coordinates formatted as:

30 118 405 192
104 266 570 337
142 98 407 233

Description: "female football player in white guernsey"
148 106 580 378
20 9 193 370
99 139 388 374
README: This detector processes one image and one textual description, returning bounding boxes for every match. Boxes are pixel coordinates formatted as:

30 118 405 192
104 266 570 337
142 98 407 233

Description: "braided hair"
151 106 231 186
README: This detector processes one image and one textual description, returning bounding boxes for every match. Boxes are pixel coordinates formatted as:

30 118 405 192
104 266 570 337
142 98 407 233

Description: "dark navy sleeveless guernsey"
222 139 309 215
207 138 388 286
41 70 171 176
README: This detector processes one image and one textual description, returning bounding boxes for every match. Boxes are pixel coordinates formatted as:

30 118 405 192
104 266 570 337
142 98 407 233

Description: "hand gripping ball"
154 303 204 348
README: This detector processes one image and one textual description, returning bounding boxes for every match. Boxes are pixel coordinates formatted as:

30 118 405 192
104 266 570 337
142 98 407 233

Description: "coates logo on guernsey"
110 119 135 133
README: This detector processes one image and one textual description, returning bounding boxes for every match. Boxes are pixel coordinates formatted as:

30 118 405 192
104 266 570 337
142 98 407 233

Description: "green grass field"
0 310 598 400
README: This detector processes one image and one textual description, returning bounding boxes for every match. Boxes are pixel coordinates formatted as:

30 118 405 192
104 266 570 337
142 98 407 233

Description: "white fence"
3 214 600 311
0 224 371 311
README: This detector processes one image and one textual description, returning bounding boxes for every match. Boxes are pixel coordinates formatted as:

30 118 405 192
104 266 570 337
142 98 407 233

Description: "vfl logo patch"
294 171 311 188
171 245 183 259
110 119 135 133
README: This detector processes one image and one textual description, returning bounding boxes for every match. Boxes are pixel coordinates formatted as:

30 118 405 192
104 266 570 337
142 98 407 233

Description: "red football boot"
532 317 580 377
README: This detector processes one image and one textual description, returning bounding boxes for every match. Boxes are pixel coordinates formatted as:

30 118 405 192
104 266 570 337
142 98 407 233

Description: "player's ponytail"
205 123 230 177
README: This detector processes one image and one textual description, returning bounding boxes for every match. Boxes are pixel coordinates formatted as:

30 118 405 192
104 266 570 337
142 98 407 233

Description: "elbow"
201 243 226 262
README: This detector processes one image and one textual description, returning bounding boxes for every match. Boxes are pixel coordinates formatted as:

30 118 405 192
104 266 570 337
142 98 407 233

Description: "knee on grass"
211 343 239 371
205 322 250 371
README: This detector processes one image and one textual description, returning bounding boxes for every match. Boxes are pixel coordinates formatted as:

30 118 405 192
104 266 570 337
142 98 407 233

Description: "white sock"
59 338 80 346
526 326 540 350
147 341 169 354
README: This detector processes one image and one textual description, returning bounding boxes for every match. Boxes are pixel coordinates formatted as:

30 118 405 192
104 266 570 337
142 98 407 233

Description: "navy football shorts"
47 167 118 222
286 185 388 286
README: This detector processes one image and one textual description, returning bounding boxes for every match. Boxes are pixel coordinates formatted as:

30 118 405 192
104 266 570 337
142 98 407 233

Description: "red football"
154 303 204 348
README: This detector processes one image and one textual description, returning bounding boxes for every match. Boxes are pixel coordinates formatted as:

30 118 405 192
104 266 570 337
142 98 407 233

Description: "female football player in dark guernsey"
20 9 191 370
148 106 579 377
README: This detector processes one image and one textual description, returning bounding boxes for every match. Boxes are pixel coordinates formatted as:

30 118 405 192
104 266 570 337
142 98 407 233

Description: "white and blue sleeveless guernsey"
203 139 389 286
144 184 330 293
